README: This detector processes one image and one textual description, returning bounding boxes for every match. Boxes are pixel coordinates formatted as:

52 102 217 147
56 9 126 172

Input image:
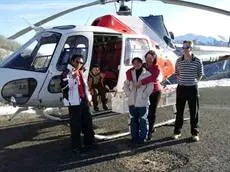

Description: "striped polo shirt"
175 54 204 86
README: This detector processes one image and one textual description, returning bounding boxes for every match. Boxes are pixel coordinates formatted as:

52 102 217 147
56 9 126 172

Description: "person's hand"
136 83 141 88
90 89 94 95
72 71 76 78
134 81 141 89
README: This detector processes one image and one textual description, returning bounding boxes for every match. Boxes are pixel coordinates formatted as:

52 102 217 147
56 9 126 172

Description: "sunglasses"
182 46 191 49
76 60 84 64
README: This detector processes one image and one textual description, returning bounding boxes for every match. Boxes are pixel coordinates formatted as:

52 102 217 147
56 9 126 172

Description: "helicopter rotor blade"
8 0 117 40
8 0 229 40
158 0 230 16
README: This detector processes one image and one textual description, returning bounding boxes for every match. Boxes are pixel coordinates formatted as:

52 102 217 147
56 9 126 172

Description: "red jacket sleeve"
126 67 134 81
141 65 160 85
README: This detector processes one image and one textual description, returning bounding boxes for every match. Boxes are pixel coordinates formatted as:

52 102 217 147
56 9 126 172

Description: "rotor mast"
116 0 132 15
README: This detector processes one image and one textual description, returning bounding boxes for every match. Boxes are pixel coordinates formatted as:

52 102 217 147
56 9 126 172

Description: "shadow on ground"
0 119 191 171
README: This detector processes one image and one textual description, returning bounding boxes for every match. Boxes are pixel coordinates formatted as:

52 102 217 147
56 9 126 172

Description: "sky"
0 0 229 44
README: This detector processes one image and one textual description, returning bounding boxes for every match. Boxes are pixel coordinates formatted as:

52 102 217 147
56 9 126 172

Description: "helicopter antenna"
84 14 92 25
114 1 118 12
131 0 134 15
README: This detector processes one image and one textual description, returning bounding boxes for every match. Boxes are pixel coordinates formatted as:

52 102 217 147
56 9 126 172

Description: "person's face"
71 57 84 69
92 67 100 75
145 53 156 65
182 43 192 55
132 59 142 70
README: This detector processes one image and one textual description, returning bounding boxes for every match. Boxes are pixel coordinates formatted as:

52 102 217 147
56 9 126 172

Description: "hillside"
0 35 20 63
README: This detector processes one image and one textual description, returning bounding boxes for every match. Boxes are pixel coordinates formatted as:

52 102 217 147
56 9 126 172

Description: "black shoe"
147 133 152 141
72 148 81 157
84 138 95 146
128 140 138 148
152 128 156 133
94 107 99 112
72 148 89 157
103 105 108 110
85 142 98 150
138 139 148 144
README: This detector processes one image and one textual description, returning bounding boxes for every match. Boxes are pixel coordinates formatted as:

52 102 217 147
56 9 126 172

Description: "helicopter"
0 0 230 121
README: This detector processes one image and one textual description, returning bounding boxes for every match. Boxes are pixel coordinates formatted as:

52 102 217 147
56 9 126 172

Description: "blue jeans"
129 106 149 142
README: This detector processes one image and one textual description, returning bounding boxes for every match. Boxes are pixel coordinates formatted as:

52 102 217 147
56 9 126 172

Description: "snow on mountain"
175 33 229 46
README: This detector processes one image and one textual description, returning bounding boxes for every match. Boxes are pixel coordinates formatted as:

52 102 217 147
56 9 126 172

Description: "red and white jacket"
61 64 91 106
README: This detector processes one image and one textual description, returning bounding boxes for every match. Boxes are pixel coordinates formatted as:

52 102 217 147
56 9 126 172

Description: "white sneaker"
173 134 181 140
192 135 199 142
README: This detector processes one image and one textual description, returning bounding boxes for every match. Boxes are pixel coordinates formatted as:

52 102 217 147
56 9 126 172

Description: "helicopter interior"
57 34 89 71
55 33 122 93
90 33 122 90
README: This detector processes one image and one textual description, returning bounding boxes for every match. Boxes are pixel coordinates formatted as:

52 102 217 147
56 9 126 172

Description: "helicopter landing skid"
41 108 118 121
95 117 190 140
7 106 29 121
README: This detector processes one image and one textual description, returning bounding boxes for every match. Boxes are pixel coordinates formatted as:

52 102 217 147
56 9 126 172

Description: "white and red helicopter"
0 0 230 123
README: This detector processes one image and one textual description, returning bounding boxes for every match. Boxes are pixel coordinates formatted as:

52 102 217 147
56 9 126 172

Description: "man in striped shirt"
173 40 204 142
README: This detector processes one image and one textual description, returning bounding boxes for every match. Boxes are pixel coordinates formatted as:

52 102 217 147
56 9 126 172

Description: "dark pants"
129 106 149 142
148 91 161 133
68 99 95 149
174 85 199 136
92 86 107 109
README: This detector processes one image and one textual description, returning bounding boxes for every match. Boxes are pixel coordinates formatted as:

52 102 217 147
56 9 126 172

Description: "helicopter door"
37 32 93 107
111 34 151 113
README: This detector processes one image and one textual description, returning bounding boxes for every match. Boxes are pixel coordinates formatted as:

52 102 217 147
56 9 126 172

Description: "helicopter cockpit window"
124 38 150 65
1 32 61 72
57 35 88 71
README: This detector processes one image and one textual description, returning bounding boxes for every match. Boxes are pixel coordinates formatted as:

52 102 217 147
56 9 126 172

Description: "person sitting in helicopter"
88 64 108 111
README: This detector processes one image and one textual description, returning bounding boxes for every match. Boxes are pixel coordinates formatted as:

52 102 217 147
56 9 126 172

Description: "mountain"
0 35 20 63
175 33 229 47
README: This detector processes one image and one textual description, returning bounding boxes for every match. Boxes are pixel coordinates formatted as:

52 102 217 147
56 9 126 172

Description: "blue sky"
0 0 229 44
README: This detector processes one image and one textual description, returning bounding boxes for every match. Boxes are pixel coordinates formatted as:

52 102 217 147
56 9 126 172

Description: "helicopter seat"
103 70 117 91
57 49 71 71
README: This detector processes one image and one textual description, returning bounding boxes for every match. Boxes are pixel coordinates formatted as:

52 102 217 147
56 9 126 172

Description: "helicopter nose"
0 68 17 104
0 68 39 106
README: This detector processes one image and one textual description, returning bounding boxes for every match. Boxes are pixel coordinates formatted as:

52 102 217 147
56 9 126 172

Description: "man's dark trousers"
174 85 199 136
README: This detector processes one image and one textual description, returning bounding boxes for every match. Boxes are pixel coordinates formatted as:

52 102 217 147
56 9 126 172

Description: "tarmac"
0 86 230 172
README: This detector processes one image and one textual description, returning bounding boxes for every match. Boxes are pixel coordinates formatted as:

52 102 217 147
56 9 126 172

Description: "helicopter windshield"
1 32 61 72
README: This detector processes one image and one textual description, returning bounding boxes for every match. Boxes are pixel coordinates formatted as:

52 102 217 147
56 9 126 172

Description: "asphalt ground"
0 86 230 172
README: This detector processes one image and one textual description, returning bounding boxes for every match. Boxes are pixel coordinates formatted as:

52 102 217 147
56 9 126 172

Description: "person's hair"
132 57 143 64
70 54 84 63
144 50 157 65
183 40 193 48
91 64 100 69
